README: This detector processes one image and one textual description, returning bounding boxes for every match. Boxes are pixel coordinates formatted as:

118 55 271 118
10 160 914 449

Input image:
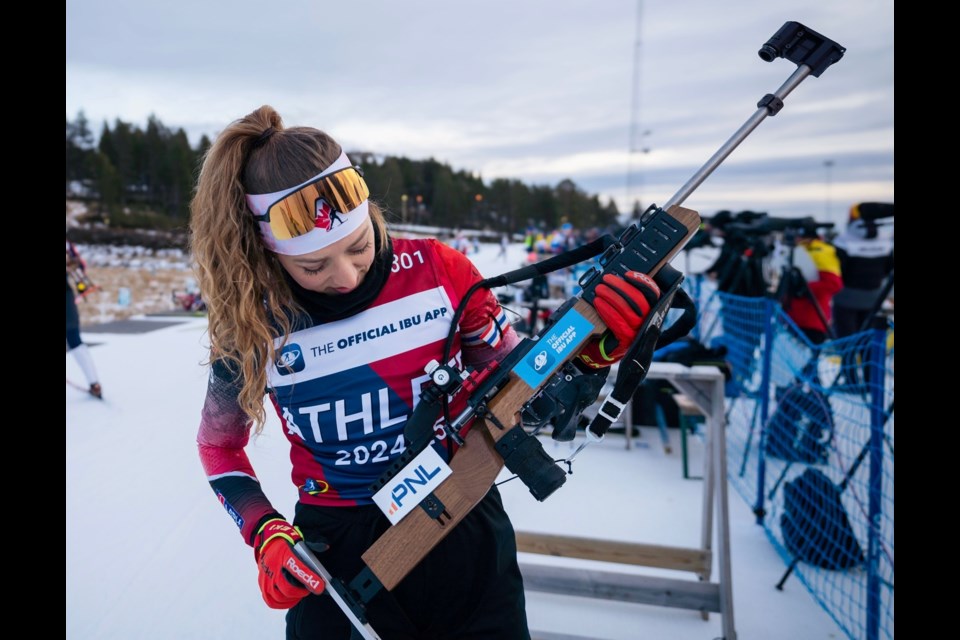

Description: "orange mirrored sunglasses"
253 166 370 240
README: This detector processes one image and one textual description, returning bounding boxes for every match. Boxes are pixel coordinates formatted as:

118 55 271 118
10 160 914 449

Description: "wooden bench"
516 531 716 613
516 364 737 637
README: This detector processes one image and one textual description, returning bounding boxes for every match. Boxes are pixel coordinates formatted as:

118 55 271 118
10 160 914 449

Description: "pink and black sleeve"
431 240 521 367
196 360 281 546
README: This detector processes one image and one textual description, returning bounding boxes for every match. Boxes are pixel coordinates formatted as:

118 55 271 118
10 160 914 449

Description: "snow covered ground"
66 241 843 639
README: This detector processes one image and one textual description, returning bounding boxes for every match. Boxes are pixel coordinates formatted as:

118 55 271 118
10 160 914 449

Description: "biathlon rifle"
295 21 845 639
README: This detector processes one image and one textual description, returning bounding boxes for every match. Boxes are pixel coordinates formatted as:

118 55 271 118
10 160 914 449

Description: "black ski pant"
66 282 83 349
287 485 530 640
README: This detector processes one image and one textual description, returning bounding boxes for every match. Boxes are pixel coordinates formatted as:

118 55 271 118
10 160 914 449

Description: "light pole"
824 159 834 224
627 130 652 219
625 0 646 219
401 194 408 225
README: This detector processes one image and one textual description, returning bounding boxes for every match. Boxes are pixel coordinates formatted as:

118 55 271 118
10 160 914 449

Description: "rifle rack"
516 362 737 640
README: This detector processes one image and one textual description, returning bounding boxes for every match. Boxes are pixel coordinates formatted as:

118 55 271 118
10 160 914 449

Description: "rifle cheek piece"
494 425 567 501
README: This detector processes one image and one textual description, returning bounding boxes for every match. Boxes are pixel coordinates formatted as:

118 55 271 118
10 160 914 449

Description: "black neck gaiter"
283 226 394 323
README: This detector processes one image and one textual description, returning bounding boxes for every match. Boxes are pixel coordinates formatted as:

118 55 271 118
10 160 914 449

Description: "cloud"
66 0 893 224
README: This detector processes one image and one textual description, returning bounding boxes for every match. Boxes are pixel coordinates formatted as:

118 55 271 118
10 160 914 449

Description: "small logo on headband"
314 199 346 232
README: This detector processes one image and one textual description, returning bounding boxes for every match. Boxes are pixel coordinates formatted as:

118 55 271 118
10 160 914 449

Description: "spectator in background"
832 207 894 337
523 226 536 253
699 211 768 389
66 238 103 398
703 211 770 297
702 211 732 276
781 227 843 345
498 233 509 261
452 231 470 255
832 205 894 387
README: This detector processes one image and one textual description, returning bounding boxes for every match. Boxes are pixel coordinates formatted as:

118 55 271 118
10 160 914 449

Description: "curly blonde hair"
190 105 387 432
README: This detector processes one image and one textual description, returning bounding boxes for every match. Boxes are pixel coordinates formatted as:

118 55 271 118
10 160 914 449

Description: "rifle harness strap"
597 396 628 423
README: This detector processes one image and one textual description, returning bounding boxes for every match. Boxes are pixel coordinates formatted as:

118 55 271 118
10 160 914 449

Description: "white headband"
245 151 370 256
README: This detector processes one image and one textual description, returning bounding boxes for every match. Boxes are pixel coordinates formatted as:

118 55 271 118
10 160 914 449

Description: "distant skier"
498 233 509 261
66 239 102 398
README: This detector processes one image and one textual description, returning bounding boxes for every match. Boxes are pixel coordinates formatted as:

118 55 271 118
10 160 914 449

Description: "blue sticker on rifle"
514 308 593 389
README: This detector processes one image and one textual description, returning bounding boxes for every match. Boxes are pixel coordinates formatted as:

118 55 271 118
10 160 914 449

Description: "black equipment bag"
780 468 864 570
765 383 834 464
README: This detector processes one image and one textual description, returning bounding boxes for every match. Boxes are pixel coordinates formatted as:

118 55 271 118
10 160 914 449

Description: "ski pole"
292 542 383 640
662 21 845 212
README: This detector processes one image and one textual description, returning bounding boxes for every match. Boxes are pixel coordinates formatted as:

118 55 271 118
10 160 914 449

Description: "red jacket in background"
785 238 843 333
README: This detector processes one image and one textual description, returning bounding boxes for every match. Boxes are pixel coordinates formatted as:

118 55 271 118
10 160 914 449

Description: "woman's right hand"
253 518 327 609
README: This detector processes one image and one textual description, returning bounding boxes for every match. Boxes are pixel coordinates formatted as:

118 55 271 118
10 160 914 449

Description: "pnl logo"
372 446 452 525
527 348 554 373
276 344 305 375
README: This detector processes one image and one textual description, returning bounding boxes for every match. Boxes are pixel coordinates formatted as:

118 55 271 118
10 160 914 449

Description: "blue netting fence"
685 274 894 640
509 264 893 637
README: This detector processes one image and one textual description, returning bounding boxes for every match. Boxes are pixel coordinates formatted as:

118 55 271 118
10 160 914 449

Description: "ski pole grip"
758 21 845 77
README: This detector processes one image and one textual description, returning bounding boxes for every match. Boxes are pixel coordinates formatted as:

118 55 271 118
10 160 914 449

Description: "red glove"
253 518 327 609
578 271 661 370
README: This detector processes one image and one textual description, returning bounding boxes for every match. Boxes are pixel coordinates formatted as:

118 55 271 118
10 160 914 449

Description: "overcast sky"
66 0 894 226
